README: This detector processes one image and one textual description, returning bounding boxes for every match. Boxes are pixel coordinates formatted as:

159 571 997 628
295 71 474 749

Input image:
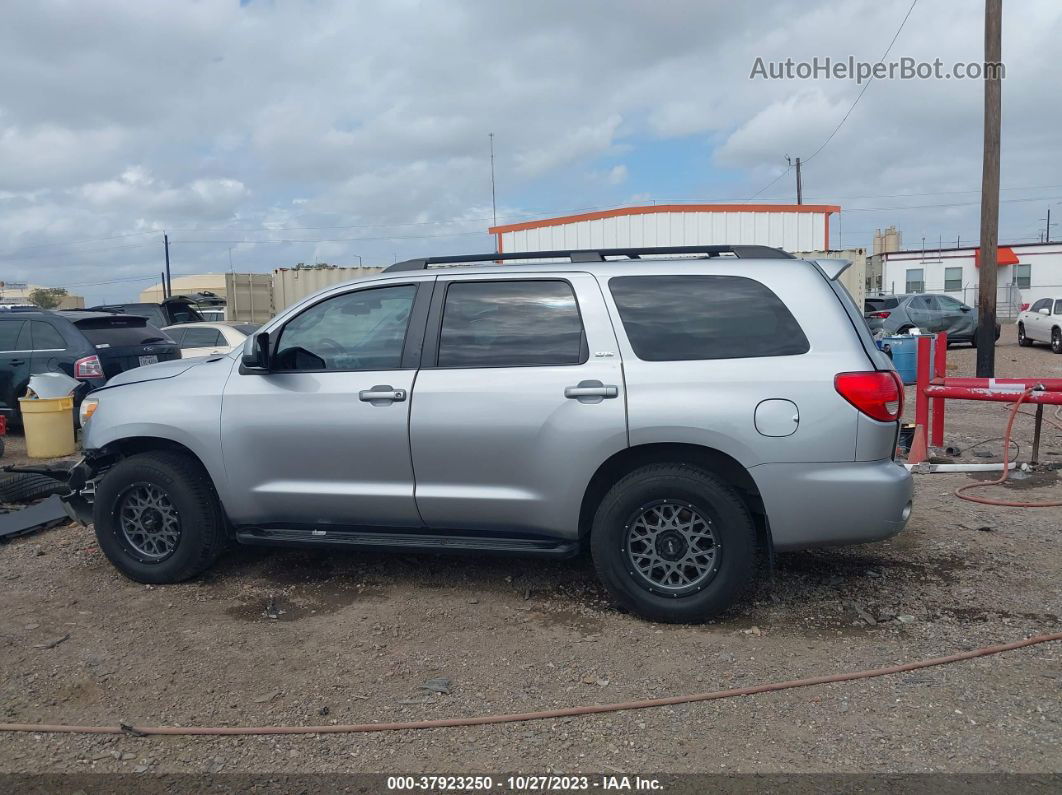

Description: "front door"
936 295 974 339
0 320 30 416
220 280 432 528
409 274 627 538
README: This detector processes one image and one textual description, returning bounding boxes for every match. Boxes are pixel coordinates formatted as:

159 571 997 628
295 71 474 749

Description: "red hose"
0 632 1059 736
956 387 1062 507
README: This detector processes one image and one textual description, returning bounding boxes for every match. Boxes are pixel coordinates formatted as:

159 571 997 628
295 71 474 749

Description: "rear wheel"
94 451 226 583
1053 328 1062 354
1018 323 1031 347
590 464 755 623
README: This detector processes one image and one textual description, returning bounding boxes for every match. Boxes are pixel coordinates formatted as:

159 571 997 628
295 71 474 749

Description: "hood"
100 356 208 389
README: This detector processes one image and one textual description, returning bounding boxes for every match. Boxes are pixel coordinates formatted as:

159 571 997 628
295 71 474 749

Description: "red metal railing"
909 332 1062 463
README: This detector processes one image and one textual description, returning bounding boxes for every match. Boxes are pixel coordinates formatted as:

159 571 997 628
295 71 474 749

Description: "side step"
235 527 579 558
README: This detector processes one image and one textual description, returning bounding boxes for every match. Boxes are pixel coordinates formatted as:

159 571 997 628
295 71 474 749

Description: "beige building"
792 248 867 309
868 226 903 292
139 274 228 303
0 281 85 309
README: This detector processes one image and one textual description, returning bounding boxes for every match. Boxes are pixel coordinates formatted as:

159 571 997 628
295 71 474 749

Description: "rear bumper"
751 459 913 551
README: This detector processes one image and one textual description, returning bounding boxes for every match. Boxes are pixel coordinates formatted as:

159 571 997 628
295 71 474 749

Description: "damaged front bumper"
4 457 98 525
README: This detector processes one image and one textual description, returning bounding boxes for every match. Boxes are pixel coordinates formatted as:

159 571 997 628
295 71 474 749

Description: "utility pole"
163 233 172 299
489 132 498 250
786 155 803 204
976 0 1001 378
1041 208 1054 243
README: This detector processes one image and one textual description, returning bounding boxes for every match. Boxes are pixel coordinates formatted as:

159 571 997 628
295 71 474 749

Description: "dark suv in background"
84 296 205 329
0 311 179 422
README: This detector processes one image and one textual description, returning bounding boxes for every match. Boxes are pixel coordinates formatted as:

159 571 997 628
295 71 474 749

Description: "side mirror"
960 305 972 312
241 331 270 371
1039 307 1051 316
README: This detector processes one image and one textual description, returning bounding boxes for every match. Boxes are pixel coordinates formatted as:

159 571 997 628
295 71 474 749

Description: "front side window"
937 295 963 310
608 275 809 362
944 267 962 291
1031 298 1050 313
437 280 585 368
1014 263 1031 290
274 284 416 371
905 269 925 293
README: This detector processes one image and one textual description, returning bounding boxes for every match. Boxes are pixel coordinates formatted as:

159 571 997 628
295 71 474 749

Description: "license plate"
139 355 158 366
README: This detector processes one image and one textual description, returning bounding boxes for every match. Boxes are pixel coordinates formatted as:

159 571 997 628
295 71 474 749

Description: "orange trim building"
489 203 841 255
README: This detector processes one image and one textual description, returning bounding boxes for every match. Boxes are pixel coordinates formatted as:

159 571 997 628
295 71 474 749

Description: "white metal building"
881 242 1062 318
489 204 840 255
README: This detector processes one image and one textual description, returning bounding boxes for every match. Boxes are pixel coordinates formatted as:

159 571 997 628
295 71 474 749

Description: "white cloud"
0 0 1059 302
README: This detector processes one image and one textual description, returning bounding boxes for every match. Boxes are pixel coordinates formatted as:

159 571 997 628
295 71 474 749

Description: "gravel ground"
0 325 1060 776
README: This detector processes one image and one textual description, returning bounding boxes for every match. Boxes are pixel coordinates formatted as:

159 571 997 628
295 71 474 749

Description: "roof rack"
384 244 793 272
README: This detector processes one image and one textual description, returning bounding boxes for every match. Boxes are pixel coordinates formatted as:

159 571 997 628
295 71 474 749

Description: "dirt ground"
0 325 1060 777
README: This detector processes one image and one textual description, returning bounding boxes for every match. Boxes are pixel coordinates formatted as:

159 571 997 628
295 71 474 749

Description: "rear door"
29 319 71 377
0 320 30 414
409 274 626 537
906 295 937 331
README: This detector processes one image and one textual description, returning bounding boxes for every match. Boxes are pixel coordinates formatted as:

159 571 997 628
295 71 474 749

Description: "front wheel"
590 464 755 623
1053 328 1062 354
1018 324 1031 347
94 451 226 584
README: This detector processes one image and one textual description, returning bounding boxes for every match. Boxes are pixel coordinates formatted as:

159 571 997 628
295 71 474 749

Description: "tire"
1018 324 1031 347
0 472 67 502
1053 328 1062 355
589 464 756 624
93 451 226 584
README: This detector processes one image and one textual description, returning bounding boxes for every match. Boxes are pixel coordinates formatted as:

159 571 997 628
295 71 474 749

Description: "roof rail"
384 244 793 272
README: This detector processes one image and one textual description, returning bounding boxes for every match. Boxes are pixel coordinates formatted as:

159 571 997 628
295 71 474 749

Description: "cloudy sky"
2 0 1061 304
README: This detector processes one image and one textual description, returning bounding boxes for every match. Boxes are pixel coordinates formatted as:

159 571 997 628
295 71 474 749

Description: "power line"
745 0 919 199
747 165 791 201
803 0 920 164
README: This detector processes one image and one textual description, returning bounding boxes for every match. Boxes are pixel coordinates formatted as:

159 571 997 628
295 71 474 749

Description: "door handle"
565 385 618 398
359 385 406 404
9 359 25 366
564 380 618 403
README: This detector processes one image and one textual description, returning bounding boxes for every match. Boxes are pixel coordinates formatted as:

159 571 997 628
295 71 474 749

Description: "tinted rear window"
608 275 809 361
865 297 899 310
74 317 172 347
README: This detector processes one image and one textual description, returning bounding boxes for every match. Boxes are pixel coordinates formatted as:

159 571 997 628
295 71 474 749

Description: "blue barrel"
879 335 935 385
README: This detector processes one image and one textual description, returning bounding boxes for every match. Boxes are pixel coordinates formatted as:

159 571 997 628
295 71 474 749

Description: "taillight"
869 311 891 319
835 371 903 422
74 354 105 379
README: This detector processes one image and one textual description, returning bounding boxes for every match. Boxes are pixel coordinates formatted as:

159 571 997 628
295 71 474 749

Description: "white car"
1016 297 1062 353
162 321 259 358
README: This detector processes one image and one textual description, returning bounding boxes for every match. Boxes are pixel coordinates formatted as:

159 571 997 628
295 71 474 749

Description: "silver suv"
69 245 912 623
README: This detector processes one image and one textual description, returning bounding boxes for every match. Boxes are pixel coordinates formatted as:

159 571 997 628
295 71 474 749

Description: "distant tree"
28 287 68 309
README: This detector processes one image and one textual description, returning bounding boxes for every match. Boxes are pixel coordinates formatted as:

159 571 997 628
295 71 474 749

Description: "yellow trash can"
19 396 76 458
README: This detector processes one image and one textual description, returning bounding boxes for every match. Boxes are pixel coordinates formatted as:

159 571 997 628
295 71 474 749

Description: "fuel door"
755 399 799 437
